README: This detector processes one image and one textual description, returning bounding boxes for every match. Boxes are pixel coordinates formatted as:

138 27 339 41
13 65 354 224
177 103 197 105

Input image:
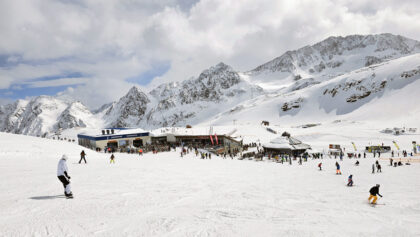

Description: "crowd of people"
58 138 418 204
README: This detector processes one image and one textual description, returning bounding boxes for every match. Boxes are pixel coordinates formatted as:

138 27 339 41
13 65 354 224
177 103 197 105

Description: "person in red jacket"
318 162 322 170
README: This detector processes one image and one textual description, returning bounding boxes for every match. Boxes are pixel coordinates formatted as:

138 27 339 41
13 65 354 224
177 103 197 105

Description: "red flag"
215 133 218 145
210 135 214 145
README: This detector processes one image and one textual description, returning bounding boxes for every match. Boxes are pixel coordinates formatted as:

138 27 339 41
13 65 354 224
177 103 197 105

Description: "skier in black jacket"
368 184 383 204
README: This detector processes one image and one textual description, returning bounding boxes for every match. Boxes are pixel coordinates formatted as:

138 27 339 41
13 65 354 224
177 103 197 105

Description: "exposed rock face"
143 62 263 127
250 33 420 76
0 96 93 136
55 102 89 130
104 87 150 128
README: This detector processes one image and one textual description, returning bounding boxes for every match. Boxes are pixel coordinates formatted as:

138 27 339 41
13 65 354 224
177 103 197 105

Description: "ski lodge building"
77 127 242 153
77 128 152 151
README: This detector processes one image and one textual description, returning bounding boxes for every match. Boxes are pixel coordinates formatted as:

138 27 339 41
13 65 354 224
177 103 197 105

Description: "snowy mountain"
1 33 419 136
247 33 420 91
104 86 151 128
207 53 420 126
102 62 263 128
0 96 100 136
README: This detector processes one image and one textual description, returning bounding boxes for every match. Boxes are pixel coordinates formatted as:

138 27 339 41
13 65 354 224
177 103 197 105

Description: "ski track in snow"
0 132 420 236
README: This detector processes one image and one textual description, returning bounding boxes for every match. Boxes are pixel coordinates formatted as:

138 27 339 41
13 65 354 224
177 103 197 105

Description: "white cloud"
0 0 419 108
23 77 88 88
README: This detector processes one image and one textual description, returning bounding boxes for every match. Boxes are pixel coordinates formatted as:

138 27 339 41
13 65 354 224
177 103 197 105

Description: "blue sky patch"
0 84 81 100
0 72 86 101
126 62 171 85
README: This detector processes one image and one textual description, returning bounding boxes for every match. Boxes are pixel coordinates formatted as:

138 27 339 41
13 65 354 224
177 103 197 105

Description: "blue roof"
77 132 150 141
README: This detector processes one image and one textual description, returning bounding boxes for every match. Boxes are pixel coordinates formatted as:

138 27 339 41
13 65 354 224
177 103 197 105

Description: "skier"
347 175 353 186
110 154 115 164
318 162 322 170
377 164 382 173
79 150 87 164
335 162 342 175
57 154 73 198
390 158 393 166
363 152 366 158
368 184 383 204
355 160 360 166
372 164 375 173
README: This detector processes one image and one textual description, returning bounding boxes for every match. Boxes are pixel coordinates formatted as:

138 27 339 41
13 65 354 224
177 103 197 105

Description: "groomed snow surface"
1 131 420 237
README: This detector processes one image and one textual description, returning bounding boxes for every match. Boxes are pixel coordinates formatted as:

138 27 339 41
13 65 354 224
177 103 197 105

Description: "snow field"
1 132 420 236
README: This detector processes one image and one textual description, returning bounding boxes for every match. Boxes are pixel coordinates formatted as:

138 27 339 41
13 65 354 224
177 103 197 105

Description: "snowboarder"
368 184 383 204
347 175 353 186
335 162 342 175
318 162 322 170
57 154 73 198
110 154 115 164
79 150 87 164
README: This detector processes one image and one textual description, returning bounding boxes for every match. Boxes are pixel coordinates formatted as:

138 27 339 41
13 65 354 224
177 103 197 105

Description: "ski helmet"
62 154 68 160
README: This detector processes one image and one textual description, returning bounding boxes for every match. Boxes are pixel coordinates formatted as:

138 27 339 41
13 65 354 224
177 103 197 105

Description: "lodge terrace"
77 128 242 154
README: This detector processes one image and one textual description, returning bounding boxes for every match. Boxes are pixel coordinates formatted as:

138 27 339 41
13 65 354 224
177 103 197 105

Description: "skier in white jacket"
57 154 73 198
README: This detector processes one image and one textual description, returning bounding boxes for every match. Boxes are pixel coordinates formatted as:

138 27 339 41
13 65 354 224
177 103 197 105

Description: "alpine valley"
1 33 420 137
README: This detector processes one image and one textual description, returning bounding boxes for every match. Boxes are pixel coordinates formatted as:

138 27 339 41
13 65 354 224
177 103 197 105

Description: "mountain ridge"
1 33 419 136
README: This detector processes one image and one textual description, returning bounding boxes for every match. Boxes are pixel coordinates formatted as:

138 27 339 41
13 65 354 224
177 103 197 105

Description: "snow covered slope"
247 33 420 91
206 53 420 126
1 131 420 236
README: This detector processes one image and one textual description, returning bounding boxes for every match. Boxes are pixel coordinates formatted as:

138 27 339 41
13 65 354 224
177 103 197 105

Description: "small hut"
263 134 310 156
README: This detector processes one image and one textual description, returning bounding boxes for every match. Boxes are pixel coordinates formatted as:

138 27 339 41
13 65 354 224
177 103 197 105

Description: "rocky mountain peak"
196 62 241 89
250 33 420 75
104 86 150 127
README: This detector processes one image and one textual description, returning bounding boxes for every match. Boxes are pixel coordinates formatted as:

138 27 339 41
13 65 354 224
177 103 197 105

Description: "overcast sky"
1 0 419 108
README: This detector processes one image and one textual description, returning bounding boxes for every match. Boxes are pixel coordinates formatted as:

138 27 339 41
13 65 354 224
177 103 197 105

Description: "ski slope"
1 131 420 236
